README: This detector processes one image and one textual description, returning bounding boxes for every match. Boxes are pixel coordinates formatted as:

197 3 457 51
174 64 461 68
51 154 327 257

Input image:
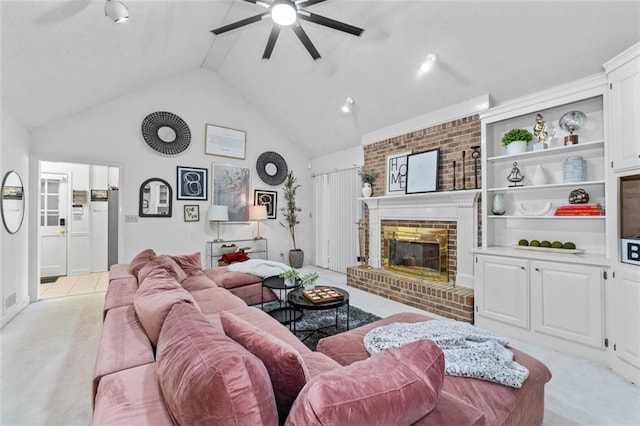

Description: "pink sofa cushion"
156 303 278 426
204 266 262 289
129 248 156 277
221 311 309 417
170 252 202 275
190 287 247 314
181 271 218 291
109 263 134 280
285 339 445 426
133 268 197 346
300 352 342 379
93 363 173 426
102 277 137 318
138 255 188 284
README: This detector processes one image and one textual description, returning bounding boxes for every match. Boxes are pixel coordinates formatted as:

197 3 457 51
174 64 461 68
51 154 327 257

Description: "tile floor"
40 272 109 299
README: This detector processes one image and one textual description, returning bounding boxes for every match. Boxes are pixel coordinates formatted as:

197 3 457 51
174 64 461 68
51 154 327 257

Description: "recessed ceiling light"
342 97 355 113
420 53 438 73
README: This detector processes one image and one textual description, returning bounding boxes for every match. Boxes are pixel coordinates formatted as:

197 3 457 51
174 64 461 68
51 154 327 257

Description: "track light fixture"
342 97 355 114
104 0 129 23
420 53 438 73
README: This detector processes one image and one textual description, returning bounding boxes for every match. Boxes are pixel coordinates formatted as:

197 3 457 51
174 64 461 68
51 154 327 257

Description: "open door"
40 173 68 278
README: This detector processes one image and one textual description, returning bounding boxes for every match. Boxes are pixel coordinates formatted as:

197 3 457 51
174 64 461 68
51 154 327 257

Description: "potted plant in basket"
502 128 533 155
358 169 379 198
280 171 304 268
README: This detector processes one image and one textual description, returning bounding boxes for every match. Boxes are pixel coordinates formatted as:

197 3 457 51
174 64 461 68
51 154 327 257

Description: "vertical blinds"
314 168 362 273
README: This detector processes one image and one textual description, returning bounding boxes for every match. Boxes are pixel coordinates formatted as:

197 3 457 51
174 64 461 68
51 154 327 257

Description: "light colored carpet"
1 290 639 425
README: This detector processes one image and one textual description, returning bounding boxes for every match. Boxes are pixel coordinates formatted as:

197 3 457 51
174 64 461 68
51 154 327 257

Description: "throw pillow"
170 252 202 276
220 311 309 418
138 255 188 284
285 339 445 426
156 303 278 426
133 267 197 346
129 248 156 278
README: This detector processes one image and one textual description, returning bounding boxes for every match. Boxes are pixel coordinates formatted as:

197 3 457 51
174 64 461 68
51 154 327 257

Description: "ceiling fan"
211 0 364 60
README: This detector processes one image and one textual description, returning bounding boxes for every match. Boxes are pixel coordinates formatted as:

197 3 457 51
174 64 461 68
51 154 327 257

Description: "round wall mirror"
139 178 172 217
1 170 25 234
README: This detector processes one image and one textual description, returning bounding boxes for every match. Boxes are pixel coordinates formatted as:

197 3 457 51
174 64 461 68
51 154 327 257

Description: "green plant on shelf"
502 128 533 146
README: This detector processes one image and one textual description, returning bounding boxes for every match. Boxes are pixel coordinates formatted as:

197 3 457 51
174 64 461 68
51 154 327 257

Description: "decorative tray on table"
302 287 344 304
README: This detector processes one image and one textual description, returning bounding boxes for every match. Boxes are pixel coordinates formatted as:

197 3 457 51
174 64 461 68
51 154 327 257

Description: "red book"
554 211 604 216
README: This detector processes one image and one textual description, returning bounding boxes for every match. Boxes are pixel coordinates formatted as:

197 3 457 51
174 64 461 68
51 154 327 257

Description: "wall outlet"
125 215 138 223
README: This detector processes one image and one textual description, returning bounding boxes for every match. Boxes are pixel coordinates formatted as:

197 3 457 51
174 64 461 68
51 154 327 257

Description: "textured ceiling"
2 1 639 159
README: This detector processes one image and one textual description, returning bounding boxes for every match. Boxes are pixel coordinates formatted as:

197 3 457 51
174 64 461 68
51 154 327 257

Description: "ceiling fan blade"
241 0 272 7
295 0 327 7
263 25 281 59
297 11 364 36
292 23 321 60
211 11 269 35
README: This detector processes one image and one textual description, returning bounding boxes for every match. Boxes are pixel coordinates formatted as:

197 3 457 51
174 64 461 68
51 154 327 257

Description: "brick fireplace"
347 190 479 323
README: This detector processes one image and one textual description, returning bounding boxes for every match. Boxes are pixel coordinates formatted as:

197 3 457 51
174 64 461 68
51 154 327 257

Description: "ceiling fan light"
104 0 129 23
342 97 355 113
420 53 438 73
271 1 297 26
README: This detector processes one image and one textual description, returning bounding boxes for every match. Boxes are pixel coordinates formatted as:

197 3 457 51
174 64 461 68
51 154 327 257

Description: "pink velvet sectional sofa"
92 249 552 425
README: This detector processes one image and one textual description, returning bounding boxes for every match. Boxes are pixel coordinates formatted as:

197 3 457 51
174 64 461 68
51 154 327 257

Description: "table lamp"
249 205 268 240
207 205 228 242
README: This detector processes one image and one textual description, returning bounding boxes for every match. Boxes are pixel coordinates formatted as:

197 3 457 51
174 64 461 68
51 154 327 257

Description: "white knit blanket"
227 259 290 278
364 320 529 388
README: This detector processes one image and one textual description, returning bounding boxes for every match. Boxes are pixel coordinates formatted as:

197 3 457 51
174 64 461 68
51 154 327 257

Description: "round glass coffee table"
262 275 303 326
287 286 350 341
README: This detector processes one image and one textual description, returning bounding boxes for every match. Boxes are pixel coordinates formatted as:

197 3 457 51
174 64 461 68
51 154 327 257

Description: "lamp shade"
207 205 228 222
249 205 268 221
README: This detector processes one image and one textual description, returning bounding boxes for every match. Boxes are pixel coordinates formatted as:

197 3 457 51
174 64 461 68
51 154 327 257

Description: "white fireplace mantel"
361 189 480 288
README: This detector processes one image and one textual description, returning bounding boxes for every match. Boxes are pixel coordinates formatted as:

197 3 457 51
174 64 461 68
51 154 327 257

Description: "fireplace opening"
383 226 448 281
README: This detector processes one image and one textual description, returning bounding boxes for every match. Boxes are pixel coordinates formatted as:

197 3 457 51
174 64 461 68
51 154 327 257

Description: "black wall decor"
141 111 191 155
256 151 288 186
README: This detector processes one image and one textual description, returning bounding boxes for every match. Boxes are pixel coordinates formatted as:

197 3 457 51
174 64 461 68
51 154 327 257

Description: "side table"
262 276 303 327
287 286 350 341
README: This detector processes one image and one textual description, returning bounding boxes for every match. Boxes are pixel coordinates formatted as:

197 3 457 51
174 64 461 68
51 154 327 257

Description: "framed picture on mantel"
386 151 411 195
405 148 440 194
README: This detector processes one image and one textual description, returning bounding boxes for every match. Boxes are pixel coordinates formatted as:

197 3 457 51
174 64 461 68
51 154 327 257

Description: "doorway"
37 160 120 300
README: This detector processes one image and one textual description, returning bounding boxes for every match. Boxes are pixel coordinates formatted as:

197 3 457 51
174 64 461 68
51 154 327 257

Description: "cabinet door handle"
520 266 525 270
535 268 540 271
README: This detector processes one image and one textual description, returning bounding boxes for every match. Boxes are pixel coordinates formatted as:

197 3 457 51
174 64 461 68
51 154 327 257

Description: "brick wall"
353 114 481 321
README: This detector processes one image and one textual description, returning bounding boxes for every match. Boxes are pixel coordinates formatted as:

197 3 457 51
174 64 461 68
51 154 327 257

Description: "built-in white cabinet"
611 261 640 383
475 254 606 360
530 260 604 349
475 255 529 329
605 41 640 173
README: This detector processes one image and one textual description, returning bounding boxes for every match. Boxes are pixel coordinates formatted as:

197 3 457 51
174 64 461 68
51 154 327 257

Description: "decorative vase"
289 249 304 268
361 182 372 198
491 193 506 215
531 165 548 186
506 141 527 155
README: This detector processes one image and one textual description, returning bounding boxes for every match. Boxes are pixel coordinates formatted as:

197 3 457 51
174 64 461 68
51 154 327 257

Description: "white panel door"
475 255 529 329
531 261 604 349
613 267 640 372
40 173 68 278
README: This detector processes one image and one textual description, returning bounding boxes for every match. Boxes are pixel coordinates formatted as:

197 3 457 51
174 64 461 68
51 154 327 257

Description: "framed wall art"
184 205 199 222
177 166 208 200
386 151 411 195
205 124 246 160
254 190 277 219
212 163 251 222
405 149 440 194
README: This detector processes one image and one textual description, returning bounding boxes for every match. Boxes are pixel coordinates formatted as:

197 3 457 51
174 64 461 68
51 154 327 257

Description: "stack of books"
554 204 604 216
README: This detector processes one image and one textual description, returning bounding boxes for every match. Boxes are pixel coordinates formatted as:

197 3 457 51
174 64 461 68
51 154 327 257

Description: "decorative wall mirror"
1 170 25 234
139 178 172 217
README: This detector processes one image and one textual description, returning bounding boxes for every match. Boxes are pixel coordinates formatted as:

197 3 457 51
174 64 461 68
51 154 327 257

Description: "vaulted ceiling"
2 1 639 158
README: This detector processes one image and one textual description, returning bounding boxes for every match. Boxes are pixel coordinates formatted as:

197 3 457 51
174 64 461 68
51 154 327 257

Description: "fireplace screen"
383 226 448 281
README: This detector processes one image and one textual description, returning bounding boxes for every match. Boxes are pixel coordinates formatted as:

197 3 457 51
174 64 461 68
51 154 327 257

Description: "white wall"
30 68 314 268
310 145 363 176
1 110 30 327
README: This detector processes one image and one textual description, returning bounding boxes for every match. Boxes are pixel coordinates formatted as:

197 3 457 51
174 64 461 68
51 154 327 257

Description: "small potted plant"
358 169 379 198
502 128 533 155
279 268 300 286
300 271 319 289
